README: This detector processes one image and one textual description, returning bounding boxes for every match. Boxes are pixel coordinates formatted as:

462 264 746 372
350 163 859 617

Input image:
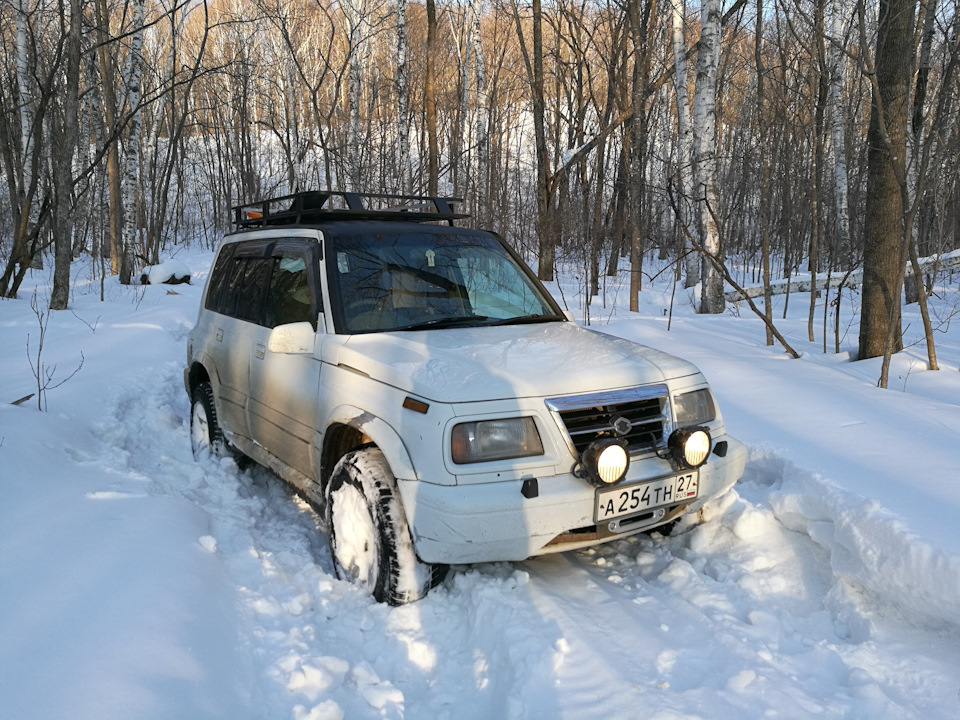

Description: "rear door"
204 240 273 441
246 240 323 479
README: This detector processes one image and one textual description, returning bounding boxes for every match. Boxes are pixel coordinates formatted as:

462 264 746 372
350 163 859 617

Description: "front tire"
325 448 438 605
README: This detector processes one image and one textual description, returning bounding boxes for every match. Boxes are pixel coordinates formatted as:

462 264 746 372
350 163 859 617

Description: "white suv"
185 191 746 604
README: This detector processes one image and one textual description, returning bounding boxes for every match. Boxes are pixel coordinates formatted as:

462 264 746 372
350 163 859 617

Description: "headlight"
673 388 716 426
451 417 544 464
581 439 630 486
668 426 712 468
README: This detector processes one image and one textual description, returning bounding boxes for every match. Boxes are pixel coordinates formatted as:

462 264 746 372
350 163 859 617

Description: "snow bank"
142 258 191 285
758 453 960 633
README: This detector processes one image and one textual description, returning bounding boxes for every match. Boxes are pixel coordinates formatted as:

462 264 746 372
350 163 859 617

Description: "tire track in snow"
521 477 958 720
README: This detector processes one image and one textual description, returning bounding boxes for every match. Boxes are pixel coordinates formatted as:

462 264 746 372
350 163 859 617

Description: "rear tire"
190 382 225 459
325 448 440 605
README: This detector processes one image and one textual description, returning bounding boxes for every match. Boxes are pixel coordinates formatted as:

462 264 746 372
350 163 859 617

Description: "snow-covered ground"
2 250 959 720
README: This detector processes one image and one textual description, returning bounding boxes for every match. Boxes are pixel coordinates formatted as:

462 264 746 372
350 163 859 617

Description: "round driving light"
668 426 712 468
683 429 711 466
581 439 630 486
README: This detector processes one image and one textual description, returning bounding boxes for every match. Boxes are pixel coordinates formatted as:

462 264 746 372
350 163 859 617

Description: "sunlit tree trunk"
425 0 439 195
671 0 699 288
509 0 554 280
120 0 146 285
396 0 412 193
693 0 724 313
345 0 365 189
858 0 917 362
471 0 489 225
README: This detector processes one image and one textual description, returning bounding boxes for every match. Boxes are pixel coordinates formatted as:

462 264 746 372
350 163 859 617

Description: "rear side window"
204 238 318 327
204 244 236 314
233 258 273 324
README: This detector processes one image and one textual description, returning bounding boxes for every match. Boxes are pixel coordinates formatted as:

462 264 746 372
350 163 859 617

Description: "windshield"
327 229 562 333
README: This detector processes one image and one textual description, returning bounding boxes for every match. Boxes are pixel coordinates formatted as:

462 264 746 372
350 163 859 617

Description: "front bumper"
399 434 747 564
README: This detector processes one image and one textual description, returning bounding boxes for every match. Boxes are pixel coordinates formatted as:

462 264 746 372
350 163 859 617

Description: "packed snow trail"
92 359 960 719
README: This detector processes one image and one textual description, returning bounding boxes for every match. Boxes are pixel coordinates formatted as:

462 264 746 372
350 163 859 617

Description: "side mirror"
562 309 576 323
267 321 315 354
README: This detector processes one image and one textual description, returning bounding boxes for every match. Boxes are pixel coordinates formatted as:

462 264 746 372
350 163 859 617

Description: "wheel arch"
320 406 417 496
187 361 210 392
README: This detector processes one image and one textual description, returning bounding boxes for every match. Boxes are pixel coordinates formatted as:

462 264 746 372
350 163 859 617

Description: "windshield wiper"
395 315 490 331
485 314 564 327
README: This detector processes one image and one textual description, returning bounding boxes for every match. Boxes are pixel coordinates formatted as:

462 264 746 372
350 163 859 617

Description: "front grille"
546 385 670 456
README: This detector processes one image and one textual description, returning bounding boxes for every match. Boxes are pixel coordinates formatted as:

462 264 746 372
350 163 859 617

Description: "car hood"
333 321 700 404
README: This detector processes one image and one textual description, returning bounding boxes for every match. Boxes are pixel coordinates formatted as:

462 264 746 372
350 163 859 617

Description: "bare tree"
756 0 774 345
50 0 84 310
857 0 917 363
425 0 440 194
396 0 412 192
509 0 555 280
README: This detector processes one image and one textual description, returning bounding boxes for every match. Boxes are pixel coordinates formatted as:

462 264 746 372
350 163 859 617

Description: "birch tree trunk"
345 0 364 189
0 0 41 296
15 0 34 205
671 0 699 288
693 0 724 313
452 17 471 195
120 0 146 285
828 0 851 265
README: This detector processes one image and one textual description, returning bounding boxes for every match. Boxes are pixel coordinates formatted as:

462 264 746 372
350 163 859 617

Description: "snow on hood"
335 320 700 403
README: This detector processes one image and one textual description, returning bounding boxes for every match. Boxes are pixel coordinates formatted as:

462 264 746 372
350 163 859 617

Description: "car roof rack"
233 190 469 230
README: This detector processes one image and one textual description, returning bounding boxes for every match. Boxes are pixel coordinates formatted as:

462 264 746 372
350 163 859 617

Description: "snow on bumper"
400 435 747 565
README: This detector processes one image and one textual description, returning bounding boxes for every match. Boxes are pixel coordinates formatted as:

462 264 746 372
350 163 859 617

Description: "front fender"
324 405 418 482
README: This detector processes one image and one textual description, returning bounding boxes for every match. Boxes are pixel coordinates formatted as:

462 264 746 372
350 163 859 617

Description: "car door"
246 240 323 479
204 240 273 441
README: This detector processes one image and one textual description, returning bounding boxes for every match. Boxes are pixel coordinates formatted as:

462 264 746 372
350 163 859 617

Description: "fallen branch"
725 250 960 302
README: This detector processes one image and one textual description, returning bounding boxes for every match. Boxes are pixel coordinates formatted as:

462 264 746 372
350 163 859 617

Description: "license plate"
595 472 699 522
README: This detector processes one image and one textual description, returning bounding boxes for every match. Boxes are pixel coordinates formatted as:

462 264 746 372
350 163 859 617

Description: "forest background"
0 0 958 388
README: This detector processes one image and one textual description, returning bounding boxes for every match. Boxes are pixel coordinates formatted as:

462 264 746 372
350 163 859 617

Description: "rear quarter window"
233 258 273 324
204 243 236 314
